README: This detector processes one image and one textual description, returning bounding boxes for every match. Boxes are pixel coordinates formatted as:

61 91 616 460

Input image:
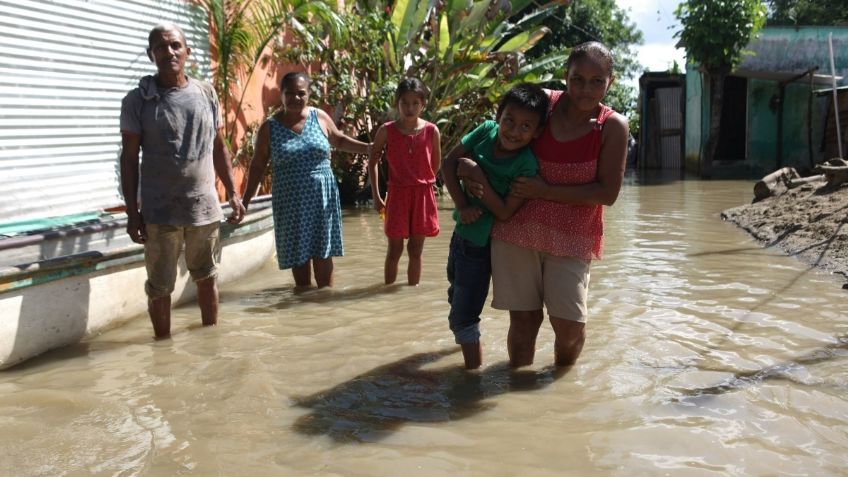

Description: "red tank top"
385 121 437 187
491 90 613 260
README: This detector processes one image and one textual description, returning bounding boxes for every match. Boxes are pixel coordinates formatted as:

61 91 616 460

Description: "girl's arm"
456 158 526 222
242 120 271 210
367 125 388 212
430 125 442 175
511 112 629 206
316 108 369 155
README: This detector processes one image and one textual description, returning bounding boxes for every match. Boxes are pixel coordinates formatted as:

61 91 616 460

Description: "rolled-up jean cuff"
453 323 481 344
145 280 171 298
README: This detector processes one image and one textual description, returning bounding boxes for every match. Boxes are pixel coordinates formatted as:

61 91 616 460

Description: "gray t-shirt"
120 75 224 226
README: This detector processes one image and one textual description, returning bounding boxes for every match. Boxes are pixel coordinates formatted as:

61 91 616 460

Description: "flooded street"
1 179 846 476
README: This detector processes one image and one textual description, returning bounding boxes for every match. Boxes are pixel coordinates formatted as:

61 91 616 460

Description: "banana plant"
197 0 345 149
381 0 570 144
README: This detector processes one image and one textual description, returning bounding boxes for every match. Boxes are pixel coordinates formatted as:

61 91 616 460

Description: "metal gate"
0 0 211 223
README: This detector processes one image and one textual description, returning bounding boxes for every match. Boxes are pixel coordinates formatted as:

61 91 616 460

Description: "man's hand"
458 206 482 224
126 211 147 244
227 195 246 224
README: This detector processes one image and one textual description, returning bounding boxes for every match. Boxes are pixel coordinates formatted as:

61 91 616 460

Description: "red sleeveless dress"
383 121 440 239
490 90 612 260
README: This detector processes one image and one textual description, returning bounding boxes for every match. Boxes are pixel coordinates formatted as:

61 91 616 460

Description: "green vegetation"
197 0 643 203
765 0 848 26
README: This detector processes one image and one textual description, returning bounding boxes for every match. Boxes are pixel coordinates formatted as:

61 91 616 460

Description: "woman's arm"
511 112 629 206
456 158 526 221
367 125 388 212
242 121 271 210
316 108 369 155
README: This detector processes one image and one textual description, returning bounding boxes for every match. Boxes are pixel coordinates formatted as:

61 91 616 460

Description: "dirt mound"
721 178 848 285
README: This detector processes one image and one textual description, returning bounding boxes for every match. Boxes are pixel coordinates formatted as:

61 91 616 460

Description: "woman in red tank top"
464 42 629 368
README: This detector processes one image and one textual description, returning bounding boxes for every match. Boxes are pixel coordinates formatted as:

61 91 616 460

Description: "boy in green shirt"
442 83 549 369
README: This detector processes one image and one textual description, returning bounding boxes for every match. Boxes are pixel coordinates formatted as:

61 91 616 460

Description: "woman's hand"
510 176 548 199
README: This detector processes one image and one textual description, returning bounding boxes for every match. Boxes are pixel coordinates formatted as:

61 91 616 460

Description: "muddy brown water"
1 179 846 476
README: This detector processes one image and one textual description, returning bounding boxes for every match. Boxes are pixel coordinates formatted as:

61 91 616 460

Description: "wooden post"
753 167 799 201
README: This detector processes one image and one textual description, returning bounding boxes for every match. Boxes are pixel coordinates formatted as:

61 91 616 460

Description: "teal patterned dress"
268 108 343 269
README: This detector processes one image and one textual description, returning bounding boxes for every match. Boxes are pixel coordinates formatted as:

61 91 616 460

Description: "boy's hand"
458 206 482 224
456 157 486 182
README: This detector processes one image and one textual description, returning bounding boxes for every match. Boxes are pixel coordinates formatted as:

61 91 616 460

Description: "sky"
614 0 687 79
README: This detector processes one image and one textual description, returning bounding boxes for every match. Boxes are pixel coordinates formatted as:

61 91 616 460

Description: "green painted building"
684 26 848 178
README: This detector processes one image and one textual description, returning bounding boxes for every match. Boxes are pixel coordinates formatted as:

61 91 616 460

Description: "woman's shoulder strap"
595 104 616 128
543 88 564 116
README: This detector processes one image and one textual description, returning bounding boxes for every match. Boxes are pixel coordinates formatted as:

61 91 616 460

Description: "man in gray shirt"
120 23 245 338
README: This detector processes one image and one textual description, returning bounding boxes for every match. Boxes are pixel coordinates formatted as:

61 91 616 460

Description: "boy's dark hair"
281 71 310 90
495 83 549 127
395 77 429 103
566 41 614 77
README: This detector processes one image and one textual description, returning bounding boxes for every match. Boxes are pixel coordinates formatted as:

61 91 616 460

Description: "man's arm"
120 131 145 243
212 129 245 224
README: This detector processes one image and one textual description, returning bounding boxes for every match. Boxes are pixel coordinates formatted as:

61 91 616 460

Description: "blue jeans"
446 232 492 344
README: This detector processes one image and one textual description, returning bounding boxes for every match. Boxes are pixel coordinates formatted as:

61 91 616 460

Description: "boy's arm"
441 143 471 210
458 153 536 221
473 178 526 221
442 144 482 224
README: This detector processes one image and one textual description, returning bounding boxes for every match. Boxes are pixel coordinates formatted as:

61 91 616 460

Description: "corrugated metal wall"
0 0 211 223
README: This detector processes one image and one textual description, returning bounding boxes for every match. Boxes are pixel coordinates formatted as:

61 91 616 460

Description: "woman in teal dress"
243 72 369 288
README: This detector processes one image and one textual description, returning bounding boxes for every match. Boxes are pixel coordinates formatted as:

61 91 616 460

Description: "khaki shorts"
144 222 221 298
490 238 590 322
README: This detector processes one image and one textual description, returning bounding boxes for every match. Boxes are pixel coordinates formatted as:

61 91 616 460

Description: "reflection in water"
676 334 848 399
293 347 567 443
2 181 848 476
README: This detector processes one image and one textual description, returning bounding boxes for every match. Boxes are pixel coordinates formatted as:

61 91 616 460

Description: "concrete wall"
684 26 848 177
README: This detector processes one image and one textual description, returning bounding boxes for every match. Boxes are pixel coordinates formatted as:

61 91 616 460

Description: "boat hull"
0 204 275 369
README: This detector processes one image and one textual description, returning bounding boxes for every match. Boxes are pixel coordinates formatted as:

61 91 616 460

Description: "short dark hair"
147 23 187 49
495 83 549 127
281 71 310 90
566 41 614 77
394 77 429 104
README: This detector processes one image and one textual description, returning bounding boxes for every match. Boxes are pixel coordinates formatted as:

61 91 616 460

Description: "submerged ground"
721 179 848 286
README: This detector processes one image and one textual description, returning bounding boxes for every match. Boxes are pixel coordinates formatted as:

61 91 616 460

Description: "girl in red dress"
368 78 442 285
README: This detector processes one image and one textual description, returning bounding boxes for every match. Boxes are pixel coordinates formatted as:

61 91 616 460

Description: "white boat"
0 197 276 369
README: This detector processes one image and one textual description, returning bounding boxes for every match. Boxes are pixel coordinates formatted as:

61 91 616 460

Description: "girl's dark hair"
495 83 550 128
566 41 614 77
281 71 310 90
395 77 429 103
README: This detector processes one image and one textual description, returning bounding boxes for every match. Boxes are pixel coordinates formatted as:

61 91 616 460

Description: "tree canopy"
765 0 848 26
